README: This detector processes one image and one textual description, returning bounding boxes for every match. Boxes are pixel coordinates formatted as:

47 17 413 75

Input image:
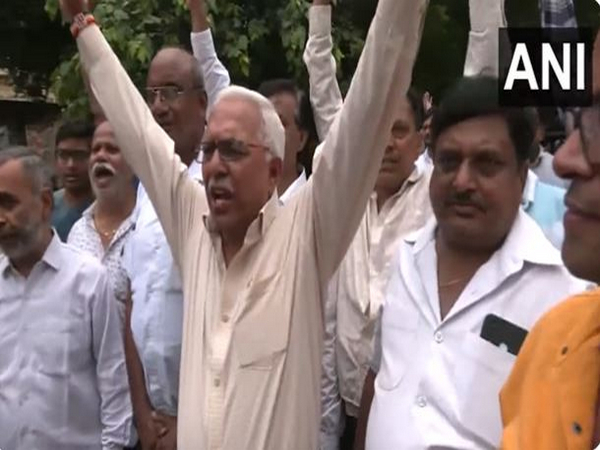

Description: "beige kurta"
76 0 428 448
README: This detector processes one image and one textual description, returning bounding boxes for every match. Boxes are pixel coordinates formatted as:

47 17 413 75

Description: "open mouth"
93 166 115 180
209 187 234 211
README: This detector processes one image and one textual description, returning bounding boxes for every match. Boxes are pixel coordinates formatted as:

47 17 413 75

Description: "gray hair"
215 85 285 161
0 146 54 193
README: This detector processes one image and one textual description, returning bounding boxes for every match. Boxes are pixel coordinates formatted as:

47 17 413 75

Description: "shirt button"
222 315 230 323
434 331 444 343
214 378 221 387
416 396 427 408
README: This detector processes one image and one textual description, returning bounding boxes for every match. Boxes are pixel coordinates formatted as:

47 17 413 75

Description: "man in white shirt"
0 146 133 450
356 77 588 450
303 4 432 448
68 121 137 306
122 21 229 449
61 0 429 447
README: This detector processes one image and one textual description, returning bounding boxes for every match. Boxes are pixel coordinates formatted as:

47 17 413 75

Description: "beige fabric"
76 0 428 448
334 166 433 417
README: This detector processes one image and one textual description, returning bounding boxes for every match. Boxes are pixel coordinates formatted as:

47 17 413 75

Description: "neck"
95 187 136 220
278 163 300 198
176 144 197 167
221 231 246 267
436 230 496 274
63 186 93 207
11 228 53 278
375 177 407 212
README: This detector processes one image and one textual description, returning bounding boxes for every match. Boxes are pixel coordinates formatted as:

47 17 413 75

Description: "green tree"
37 0 600 118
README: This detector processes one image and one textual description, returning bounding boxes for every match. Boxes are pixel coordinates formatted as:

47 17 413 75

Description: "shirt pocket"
455 332 516 448
375 301 420 391
34 321 90 377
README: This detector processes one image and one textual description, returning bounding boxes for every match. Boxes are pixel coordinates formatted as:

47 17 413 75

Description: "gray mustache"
91 162 116 177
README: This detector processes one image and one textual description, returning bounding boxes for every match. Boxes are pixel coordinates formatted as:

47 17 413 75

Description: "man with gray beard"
68 120 137 309
0 146 133 450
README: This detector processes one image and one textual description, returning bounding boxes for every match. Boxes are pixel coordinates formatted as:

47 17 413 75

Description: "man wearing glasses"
121 43 229 449
51 120 95 241
500 99 600 449
60 0 428 448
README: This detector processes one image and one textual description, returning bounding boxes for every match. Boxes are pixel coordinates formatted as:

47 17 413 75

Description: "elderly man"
190 0 315 201
0 147 132 450
303 3 432 448
68 120 137 305
356 77 588 450
122 41 227 450
499 41 600 450
59 0 428 448
52 120 95 241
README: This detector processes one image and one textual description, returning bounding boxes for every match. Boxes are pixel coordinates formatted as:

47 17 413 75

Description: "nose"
202 149 228 181
553 130 593 180
452 160 476 191
149 93 169 118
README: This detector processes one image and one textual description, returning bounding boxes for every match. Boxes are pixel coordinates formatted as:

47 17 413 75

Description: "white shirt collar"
279 168 307 205
407 208 562 267
522 170 538 208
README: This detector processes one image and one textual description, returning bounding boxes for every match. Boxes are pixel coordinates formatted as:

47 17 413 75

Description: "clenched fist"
59 0 92 22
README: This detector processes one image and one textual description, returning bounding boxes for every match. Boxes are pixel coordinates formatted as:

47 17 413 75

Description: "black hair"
406 87 424 131
431 76 534 163
55 120 95 147
258 79 313 131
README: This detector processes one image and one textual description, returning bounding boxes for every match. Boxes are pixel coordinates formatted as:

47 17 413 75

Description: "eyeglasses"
567 106 600 165
197 138 268 164
145 86 204 105
56 149 90 163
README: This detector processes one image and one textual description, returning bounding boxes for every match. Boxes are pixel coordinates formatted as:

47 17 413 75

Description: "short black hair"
258 79 314 132
431 76 534 164
55 120 95 147
406 87 424 131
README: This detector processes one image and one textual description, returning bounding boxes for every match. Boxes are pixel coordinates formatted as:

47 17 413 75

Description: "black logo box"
498 27 595 107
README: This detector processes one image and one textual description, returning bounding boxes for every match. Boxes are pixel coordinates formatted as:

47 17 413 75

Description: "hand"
137 412 160 450
156 425 177 450
58 0 90 22
152 412 177 445
187 0 209 32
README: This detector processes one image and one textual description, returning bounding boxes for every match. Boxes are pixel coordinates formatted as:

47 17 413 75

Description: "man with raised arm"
58 0 429 448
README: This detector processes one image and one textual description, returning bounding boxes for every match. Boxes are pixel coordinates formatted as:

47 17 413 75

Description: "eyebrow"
0 192 18 202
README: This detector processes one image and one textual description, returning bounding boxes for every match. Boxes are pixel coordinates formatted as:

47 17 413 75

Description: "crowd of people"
1 0 599 449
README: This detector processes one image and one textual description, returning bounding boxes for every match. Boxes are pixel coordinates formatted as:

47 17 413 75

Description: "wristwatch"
70 13 96 39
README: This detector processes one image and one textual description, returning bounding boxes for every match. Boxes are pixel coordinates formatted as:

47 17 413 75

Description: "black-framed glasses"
56 149 90 163
566 105 600 164
145 86 204 105
197 138 268 164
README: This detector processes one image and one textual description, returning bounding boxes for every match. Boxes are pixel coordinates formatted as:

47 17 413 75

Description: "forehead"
436 115 514 157
92 123 117 146
0 159 33 197
147 50 193 87
394 97 415 125
269 92 298 114
56 137 90 152
206 98 262 140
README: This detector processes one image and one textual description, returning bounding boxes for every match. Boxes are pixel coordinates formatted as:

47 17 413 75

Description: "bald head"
146 47 207 164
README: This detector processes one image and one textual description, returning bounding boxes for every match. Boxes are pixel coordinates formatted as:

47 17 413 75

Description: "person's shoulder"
528 288 600 343
58 240 107 278
53 188 65 205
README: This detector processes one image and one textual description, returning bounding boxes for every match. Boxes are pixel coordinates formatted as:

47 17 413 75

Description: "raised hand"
58 0 89 22
187 0 209 32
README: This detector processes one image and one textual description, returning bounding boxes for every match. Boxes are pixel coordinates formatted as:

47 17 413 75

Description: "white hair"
214 85 285 161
